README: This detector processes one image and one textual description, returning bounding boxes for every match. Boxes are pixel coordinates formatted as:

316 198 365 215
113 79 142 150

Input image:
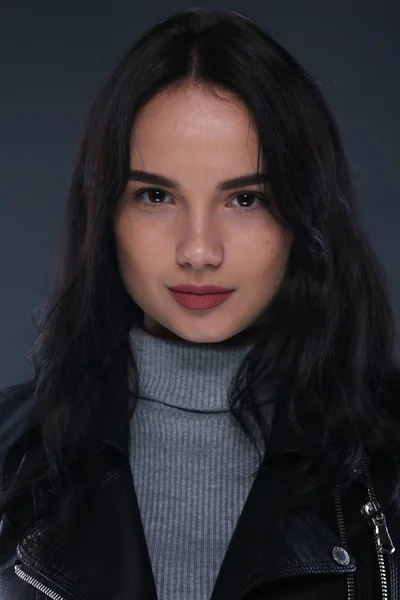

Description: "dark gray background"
1 0 399 389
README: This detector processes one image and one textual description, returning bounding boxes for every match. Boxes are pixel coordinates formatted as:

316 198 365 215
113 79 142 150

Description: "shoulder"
0 379 36 460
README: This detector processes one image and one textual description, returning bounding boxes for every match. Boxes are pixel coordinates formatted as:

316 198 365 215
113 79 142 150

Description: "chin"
144 312 257 345
169 323 254 346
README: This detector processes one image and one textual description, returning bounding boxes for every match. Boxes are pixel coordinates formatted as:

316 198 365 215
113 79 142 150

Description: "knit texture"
128 324 276 600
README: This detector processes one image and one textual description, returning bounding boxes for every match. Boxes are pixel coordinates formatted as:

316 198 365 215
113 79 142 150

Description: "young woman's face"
114 84 293 343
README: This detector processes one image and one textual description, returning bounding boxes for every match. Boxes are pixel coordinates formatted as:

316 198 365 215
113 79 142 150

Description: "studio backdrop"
0 0 399 388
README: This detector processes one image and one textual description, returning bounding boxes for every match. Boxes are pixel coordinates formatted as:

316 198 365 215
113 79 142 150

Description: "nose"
176 215 223 271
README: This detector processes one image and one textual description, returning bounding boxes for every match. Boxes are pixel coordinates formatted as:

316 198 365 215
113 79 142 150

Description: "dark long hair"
1 7 400 561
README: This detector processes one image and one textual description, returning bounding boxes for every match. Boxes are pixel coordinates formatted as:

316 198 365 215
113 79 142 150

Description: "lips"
169 289 234 310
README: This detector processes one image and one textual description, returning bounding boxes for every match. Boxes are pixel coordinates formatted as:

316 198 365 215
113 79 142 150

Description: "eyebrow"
128 170 269 191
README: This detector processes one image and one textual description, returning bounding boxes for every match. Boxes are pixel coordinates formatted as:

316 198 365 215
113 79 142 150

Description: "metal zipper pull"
361 499 395 555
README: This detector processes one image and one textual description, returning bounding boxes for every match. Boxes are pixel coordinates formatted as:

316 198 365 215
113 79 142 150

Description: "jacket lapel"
17 400 356 600
209 455 356 600
17 437 158 600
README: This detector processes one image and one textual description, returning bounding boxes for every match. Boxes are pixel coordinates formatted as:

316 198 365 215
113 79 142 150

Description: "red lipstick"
168 284 235 311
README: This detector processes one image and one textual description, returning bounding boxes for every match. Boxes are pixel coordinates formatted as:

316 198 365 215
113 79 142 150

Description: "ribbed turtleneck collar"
129 325 257 413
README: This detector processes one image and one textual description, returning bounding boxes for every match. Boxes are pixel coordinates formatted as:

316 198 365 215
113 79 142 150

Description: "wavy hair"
1 7 400 560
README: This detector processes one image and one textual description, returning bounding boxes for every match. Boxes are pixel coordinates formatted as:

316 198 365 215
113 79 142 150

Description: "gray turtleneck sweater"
128 325 276 600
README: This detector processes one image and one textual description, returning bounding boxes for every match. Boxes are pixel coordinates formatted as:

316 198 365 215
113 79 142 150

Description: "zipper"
359 455 396 600
14 563 66 600
334 482 356 600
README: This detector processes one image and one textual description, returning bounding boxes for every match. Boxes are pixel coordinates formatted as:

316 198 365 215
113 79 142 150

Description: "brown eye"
133 188 172 207
230 192 265 212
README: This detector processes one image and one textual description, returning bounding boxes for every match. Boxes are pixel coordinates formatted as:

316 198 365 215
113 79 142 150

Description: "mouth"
168 289 234 311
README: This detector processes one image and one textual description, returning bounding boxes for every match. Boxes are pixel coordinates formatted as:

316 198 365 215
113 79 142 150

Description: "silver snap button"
332 546 350 565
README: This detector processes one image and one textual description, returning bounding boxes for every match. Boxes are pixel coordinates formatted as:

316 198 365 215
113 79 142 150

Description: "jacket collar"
17 398 357 600
210 398 357 600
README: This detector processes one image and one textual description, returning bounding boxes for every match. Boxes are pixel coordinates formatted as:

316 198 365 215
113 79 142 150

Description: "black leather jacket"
0 379 399 600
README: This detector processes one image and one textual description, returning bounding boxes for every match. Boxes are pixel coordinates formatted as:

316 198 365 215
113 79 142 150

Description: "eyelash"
131 187 267 213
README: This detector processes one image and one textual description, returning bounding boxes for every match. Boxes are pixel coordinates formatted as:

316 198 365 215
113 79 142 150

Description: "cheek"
250 235 292 287
242 228 290 265
114 216 163 283
114 213 140 275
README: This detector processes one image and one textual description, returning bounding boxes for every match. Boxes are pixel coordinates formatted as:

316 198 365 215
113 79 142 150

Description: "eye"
131 187 267 212
133 188 172 207
229 192 264 211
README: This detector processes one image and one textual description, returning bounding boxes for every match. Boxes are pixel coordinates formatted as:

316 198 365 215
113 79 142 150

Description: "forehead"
129 85 260 172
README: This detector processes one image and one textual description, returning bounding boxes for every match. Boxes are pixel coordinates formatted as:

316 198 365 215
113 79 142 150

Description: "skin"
113 83 293 345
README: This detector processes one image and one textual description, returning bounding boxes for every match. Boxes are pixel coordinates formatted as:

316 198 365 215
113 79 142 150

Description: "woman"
0 7 399 600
